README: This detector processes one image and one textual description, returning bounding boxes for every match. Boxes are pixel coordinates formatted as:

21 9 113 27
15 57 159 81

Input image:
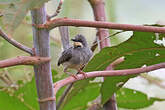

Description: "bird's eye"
78 40 82 42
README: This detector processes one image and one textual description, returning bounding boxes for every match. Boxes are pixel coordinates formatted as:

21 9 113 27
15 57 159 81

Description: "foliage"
0 0 165 110
0 78 39 110
0 0 50 34
58 31 165 109
117 88 165 109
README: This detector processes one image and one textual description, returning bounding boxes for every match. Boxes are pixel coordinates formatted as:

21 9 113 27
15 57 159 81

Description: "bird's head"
71 34 88 48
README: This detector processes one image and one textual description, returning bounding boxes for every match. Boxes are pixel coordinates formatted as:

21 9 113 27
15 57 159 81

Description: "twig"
54 62 165 96
58 26 70 50
140 74 165 89
0 56 50 68
0 28 33 55
47 0 63 20
108 57 125 70
90 30 125 51
38 18 165 33
56 83 73 110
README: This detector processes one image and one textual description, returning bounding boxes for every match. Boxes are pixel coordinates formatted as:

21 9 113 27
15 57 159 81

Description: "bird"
57 34 93 79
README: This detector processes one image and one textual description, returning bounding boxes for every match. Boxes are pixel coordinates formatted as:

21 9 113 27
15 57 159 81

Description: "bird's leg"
64 68 78 79
78 69 87 79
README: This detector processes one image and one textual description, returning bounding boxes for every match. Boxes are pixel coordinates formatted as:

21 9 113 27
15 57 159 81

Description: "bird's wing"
57 48 72 66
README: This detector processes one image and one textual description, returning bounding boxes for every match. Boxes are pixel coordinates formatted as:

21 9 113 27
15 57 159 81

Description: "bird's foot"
78 70 87 79
64 70 78 79
70 74 78 80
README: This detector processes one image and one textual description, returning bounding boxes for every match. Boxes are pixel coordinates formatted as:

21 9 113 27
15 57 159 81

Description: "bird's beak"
73 42 83 47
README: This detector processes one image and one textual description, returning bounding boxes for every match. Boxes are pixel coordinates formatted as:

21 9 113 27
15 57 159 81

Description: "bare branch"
89 0 117 109
31 6 56 110
90 31 125 53
108 57 125 70
140 74 165 89
54 62 165 95
38 18 165 33
59 26 70 50
0 56 50 68
0 28 33 55
47 0 63 20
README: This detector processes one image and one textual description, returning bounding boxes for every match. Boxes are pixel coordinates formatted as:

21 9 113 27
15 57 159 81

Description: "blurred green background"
0 0 165 110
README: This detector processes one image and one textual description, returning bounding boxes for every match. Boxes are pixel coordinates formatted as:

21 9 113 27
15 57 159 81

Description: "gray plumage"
57 34 93 72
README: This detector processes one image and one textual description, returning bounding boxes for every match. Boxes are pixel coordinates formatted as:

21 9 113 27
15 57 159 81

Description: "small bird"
57 34 93 79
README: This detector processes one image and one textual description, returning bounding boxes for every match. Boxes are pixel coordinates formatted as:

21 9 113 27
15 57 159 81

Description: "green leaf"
117 88 165 109
59 82 100 110
61 31 165 109
0 0 50 33
0 78 39 110
101 32 165 104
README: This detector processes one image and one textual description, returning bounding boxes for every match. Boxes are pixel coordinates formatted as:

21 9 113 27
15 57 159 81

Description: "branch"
47 0 63 20
88 0 116 109
0 56 50 68
31 6 56 110
54 62 165 95
140 74 165 89
0 28 33 55
39 18 165 33
58 26 70 50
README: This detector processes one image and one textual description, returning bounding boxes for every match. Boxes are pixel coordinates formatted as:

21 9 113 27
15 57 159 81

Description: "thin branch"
54 62 165 96
38 18 165 33
108 57 125 70
58 26 70 50
0 56 50 68
0 28 33 55
90 31 125 51
89 0 117 109
140 74 165 89
56 83 73 110
47 0 63 20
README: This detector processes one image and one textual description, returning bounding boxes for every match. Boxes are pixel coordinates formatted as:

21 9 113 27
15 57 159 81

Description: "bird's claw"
71 74 78 79
78 70 87 79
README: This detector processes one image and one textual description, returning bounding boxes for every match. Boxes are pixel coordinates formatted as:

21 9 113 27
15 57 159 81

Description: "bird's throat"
73 42 83 48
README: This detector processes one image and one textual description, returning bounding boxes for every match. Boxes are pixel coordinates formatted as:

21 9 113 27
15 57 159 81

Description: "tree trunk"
31 5 56 110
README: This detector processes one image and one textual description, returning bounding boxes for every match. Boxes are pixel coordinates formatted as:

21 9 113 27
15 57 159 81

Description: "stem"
103 94 117 110
58 26 70 50
0 28 33 55
0 56 50 68
41 18 165 33
47 0 63 20
56 83 73 110
54 62 165 96
31 6 56 110
89 0 117 109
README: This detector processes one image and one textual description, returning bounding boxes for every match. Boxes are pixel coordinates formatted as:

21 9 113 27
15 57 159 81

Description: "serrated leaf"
116 88 165 109
0 78 39 110
1 0 50 34
101 32 165 104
